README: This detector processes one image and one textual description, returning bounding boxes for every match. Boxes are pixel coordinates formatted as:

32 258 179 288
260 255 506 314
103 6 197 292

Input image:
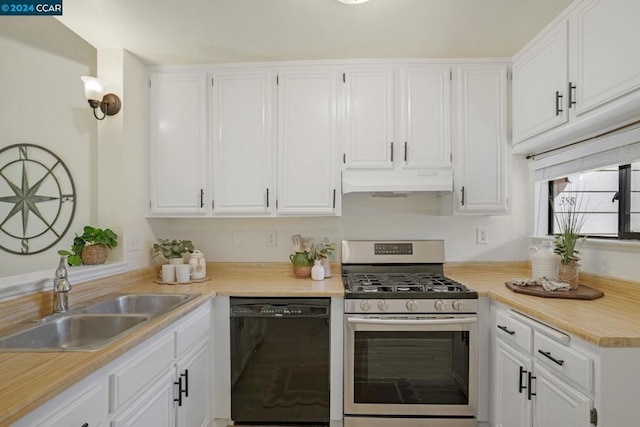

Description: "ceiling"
56 0 573 65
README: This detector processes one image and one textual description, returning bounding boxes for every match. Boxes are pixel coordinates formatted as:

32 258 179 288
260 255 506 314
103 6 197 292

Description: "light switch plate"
476 227 488 244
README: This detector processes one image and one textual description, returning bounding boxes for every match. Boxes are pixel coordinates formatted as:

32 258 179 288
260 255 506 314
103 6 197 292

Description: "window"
548 162 640 239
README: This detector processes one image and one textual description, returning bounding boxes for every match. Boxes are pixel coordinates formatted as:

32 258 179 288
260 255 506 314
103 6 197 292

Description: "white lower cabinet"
492 305 594 427
14 303 212 427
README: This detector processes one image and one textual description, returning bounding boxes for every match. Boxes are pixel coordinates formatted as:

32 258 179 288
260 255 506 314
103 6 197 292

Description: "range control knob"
406 300 419 312
360 300 371 311
452 300 464 311
378 300 389 311
434 300 447 311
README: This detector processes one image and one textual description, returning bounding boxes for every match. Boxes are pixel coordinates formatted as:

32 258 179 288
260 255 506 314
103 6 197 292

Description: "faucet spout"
53 256 72 314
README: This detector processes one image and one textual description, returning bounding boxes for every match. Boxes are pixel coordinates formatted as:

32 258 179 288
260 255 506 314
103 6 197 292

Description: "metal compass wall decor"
0 144 76 255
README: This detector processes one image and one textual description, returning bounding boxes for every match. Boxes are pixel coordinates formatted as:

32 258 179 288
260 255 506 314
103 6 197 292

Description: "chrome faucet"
53 256 72 314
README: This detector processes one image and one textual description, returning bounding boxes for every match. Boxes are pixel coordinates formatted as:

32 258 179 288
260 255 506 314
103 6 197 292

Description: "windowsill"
0 262 129 301
528 235 640 252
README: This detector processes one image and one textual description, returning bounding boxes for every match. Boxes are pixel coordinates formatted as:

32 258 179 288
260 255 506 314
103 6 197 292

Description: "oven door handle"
346 317 477 326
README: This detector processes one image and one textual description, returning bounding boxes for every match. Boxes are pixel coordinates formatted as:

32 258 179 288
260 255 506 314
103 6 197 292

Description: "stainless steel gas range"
342 240 478 427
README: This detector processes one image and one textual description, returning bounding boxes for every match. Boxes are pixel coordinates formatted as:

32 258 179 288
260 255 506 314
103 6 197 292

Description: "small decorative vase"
311 260 325 281
290 252 313 279
169 257 184 265
321 258 332 278
558 263 580 290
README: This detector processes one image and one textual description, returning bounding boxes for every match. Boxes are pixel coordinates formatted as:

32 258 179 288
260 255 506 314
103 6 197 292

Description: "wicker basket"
81 244 109 265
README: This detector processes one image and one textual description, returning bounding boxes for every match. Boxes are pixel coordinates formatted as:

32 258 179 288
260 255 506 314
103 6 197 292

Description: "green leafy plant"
552 186 588 266
312 238 336 260
153 239 195 260
58 226 118 266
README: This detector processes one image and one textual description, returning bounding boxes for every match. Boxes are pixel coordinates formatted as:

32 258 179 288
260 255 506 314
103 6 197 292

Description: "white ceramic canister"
528 241 560 280
189 250 207 280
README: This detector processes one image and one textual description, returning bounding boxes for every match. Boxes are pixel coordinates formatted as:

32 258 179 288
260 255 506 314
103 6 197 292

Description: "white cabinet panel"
513 20 569 145
533 365 592 427
574 0 640 115
455 65 509 214
212 70 275 215
277 69 340 215
344 68 395 169
176 342 210 427
494 340 532 427
111 369 176 427
148 72 208 215
400 66 452 169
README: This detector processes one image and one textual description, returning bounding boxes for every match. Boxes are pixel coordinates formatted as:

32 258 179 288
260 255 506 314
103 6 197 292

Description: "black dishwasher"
230 297 331 425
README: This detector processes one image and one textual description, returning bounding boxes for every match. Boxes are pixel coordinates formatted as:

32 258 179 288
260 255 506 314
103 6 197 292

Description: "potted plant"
153 239 195 264
290 234 316 278
312 238 336 278
552 191 588 289
58 226 118 266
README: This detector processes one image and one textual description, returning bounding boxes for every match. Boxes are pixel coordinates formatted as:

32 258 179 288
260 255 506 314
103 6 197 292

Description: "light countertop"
1 261 640 424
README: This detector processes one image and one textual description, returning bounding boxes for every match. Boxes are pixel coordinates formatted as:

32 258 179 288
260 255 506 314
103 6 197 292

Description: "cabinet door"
533 365 592 427
513 20 569 144
494 340 533 427
343 67 395 170
399 66 451 169
277 69 340 215
111 370 175 427
573 0 640 115
455 65 509 214
212 70 276 215
175 341 210 427
148 72 208 216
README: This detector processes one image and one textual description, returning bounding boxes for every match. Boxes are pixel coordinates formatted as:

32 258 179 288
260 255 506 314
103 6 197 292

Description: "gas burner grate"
346 272 468 293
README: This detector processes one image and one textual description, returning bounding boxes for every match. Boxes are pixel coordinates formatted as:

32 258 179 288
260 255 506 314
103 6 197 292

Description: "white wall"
0 17 97 277
147 156 532 264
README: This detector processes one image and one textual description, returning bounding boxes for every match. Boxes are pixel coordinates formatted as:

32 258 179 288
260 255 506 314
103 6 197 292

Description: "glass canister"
189 250 207 280
528 241 560 280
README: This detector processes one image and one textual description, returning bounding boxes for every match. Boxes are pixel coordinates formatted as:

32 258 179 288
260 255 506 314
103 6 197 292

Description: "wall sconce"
81 76 122 120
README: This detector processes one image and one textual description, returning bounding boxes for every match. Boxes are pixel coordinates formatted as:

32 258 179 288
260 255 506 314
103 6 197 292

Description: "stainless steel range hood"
342 168 453 194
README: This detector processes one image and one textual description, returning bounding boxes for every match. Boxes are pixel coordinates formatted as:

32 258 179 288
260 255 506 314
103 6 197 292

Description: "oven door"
344 314 478 417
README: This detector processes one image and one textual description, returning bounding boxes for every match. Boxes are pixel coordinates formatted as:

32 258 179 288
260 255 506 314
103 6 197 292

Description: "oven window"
353 331 469 405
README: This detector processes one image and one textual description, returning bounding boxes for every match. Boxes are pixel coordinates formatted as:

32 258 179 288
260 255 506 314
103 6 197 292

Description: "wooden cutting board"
505 281 604 300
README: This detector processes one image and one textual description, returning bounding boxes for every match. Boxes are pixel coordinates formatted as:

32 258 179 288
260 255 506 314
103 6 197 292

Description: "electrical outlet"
126 232 141 252
266 230 277 247
232 230 243 247
476 227 488 245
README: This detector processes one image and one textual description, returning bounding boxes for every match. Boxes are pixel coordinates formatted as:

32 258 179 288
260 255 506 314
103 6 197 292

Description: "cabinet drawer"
534 332 593 393
175 305 210 358
109 333 174 412
35 382 105 427
495 310 532 354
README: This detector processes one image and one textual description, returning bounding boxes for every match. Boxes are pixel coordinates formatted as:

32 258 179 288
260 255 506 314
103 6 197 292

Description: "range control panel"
374 243 413 255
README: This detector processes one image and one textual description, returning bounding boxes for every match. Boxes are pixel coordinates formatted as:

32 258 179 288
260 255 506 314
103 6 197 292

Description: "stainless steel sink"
0 314 150 352
83 293 198 315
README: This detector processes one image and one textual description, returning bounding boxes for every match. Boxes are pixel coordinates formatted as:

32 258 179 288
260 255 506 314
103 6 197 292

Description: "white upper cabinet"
512 21 569 144
343 67 395 170
211 70 276 216
399 66 452 169
148 71 208 216
277 68 341 216
343 65 451 171
454 64 509 214
572 0 640 116
512 0 640 154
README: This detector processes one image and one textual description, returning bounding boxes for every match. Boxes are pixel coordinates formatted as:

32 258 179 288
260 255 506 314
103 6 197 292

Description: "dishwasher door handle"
346 317 477 326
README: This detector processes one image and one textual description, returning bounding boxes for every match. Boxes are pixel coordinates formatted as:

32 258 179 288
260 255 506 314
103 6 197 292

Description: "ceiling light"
337 0 371 4
80 76 122 120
